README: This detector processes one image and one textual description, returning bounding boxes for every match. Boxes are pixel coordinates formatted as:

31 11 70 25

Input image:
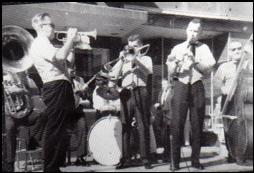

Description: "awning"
2 2 148 38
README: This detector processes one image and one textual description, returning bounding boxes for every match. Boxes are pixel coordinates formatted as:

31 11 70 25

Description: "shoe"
191 163 204 170
143 159 152 169
144 163 152 169
162 158 171 163
169 164 180 171
75 157 90 166
115 160 131 169
227 156 236 163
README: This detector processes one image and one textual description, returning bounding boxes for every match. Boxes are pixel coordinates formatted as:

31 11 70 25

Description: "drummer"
92 70 121 117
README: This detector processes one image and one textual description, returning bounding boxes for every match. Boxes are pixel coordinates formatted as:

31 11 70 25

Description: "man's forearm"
194 62 213 74
167 61 178 76
55 40 74 60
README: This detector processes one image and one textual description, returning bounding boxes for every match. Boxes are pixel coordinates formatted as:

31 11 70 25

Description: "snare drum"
88 115 122 166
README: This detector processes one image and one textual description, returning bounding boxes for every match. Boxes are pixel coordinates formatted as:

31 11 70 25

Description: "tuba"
2 25 34 118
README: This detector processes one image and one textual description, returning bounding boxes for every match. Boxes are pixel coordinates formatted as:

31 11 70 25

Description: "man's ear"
198 27 203 36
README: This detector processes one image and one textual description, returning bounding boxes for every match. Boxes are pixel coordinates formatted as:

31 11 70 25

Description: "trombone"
104 43 150 71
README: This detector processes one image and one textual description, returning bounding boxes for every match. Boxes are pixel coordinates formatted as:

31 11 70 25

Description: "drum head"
88 116 122 166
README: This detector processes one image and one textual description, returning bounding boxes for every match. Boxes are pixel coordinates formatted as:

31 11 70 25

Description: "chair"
15 127 43 172
65 128 78 165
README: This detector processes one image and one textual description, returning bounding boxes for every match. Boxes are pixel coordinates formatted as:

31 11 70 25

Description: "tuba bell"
2 25 35 118
2 25 34 73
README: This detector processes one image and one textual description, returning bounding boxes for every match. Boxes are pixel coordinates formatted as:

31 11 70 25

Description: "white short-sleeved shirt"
111 55 153 88
167 41 215 84
213 61 237 95
30 35 70 84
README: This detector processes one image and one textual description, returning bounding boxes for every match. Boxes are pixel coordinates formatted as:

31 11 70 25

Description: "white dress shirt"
110 54 153 88
213 61 237 95
167 41 215 84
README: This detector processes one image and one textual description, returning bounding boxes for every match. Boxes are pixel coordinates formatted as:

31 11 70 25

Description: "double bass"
222 35 253 163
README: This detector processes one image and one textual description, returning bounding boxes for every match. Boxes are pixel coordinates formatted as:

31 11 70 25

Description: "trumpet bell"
79 29 97 40
75 42 92 50
2 25 34 73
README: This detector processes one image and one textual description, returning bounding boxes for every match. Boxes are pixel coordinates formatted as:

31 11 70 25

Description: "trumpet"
55 29 97 50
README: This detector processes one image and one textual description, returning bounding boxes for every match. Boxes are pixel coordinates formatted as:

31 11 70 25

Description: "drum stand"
169 135 174 171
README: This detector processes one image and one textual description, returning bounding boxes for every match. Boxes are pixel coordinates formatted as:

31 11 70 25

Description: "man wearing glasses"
30 13 78 172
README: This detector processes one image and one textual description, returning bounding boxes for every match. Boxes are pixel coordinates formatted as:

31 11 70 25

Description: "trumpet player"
109 34 153 169
30 13 78 172
166 19 215 170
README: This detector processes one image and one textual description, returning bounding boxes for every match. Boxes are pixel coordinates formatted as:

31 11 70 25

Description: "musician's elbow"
55 52 66 61
146 68 153 74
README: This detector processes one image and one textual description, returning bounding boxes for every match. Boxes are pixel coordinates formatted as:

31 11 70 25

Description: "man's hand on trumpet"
66 28 78 43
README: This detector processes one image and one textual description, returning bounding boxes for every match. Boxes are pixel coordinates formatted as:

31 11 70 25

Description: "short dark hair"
188 18 202 30
31 13 51 30
127 34 143 46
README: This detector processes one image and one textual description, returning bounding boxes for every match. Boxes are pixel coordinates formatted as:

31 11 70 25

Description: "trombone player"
109 34 153 169
30 13 78 172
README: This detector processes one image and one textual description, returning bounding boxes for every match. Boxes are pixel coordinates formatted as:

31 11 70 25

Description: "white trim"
161 10 253 22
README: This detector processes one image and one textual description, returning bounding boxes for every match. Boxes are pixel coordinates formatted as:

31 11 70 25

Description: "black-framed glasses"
231 47 242 52
41 23 55 29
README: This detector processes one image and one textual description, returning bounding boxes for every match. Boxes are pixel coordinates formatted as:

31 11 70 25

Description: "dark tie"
190 43 197 57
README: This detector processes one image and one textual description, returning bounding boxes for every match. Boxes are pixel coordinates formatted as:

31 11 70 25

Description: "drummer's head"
96 68 111 87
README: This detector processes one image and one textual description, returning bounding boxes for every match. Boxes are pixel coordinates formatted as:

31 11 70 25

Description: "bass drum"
88 115 122 166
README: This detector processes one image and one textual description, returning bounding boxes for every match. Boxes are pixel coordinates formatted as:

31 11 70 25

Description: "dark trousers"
42 80 75 172
120 87 151 160
67 105 88 158
171 80 205 165
161 114 171 159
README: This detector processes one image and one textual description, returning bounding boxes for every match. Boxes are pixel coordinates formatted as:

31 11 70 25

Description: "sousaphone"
2 25 34 73
2 25 35 119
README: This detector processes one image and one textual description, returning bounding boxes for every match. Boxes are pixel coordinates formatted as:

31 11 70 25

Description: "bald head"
229 41 242 61
186 19 202 43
